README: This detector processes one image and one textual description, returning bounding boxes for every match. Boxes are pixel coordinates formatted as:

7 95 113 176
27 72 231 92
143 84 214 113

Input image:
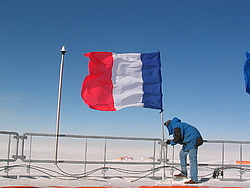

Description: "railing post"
171 145 175 178
152 140 156 177
27 135 33 176
12 135 27 160
239 143 243 180
103 138 107 178
84 138 88 175
6 134 11 175
221 143 225 179
164 142 168 179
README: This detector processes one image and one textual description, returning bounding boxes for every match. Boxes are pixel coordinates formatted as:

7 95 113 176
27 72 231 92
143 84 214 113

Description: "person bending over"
164 117 203 184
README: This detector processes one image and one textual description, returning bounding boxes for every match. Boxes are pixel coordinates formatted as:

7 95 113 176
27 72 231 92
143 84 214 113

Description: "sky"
1 0 250 141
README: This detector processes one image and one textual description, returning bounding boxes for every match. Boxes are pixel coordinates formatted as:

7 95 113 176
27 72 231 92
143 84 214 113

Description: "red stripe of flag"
81 52 115 111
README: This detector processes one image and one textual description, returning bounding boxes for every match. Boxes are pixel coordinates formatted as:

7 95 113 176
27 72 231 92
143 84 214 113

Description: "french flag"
81 52 163 111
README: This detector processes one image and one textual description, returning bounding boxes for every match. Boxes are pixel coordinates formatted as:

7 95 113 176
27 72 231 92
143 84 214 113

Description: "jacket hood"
167 117 181 135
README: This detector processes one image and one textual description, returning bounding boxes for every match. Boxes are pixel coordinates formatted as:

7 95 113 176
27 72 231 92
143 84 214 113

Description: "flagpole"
161 110 165 143
160 110 166 179
54 46 66 164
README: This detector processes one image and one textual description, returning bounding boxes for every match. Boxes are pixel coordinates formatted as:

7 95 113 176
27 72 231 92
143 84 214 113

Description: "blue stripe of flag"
141 52 163 110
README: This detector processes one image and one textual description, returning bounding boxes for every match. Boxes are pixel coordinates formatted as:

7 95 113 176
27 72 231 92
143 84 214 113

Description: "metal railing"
0 131 19 162
21 132 163 164
1 131 250 181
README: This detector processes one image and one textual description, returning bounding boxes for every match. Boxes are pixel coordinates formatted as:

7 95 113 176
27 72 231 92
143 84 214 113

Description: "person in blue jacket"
164 117 203 184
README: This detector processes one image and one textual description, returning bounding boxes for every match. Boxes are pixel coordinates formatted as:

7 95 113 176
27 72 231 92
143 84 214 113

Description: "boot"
184 179 198 184
174 173 187 178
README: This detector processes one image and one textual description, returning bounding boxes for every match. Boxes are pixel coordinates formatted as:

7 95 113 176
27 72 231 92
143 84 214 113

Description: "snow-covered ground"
1 134 250 187
1 170 250 187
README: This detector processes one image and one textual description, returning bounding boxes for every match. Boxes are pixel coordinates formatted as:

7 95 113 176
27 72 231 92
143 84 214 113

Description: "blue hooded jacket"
166 117 203 151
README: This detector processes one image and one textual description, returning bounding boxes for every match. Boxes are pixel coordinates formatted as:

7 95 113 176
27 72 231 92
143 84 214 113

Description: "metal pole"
54 46 66 164
161 111 165 144
28 135 32 176
103 138 107 178
221 143 224 179
6 134 11 176
240 143 243 179
171 145 175 177
160 111 166 179
84 138 88 174
152 140 156 176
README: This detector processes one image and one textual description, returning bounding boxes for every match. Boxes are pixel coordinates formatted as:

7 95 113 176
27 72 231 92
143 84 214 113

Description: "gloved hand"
166 140 171 144
164 120 171 126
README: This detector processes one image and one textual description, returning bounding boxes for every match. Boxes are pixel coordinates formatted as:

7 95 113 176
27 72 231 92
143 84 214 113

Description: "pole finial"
60 46 66 54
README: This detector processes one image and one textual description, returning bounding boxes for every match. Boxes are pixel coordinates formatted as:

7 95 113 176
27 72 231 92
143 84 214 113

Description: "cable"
1 164 250 182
